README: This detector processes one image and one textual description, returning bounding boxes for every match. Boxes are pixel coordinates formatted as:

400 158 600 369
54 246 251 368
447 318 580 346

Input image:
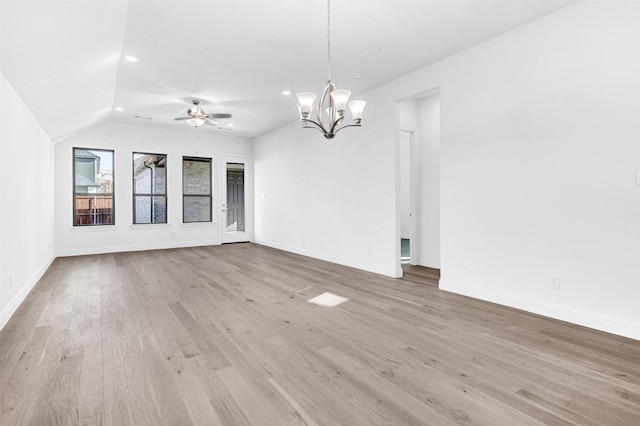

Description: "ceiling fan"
174 100 232 127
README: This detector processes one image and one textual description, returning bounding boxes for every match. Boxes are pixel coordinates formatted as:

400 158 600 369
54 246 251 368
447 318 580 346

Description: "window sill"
130 223 170 230
181 222 216 228
69 225 118 232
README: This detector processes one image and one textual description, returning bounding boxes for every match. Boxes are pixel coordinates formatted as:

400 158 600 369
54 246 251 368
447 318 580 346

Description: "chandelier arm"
329 115 345 135
333 123 362 134
301 119 329 135
316 81 334 130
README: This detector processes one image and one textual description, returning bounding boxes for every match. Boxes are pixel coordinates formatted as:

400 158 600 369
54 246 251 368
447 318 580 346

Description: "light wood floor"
1 244 638 425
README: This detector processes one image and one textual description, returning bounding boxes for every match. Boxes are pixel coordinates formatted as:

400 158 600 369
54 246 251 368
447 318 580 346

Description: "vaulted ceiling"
1 0 573 142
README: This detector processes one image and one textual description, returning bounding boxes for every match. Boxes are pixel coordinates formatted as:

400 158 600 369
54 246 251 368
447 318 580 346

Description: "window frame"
72 147 115 227
132 152 168 224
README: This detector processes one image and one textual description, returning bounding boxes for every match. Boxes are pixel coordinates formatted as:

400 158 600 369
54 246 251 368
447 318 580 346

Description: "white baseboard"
0 255 55 332
55 240 222 257
417 256 440 270
439 278 640 341
255 239 399 278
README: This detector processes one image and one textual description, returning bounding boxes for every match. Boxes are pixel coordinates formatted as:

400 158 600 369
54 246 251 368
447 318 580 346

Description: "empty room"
1 1 639 425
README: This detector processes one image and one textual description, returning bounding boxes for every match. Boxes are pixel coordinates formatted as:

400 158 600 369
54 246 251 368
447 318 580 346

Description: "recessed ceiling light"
281 90 291 95
227 123 235 127
125 55 140 62
114 107 124 111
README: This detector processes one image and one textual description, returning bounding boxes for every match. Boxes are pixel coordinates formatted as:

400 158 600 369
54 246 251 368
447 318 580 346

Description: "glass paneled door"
221 156 252 243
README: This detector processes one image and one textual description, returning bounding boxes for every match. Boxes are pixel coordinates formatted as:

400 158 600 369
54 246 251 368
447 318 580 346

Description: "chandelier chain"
327 0 331 81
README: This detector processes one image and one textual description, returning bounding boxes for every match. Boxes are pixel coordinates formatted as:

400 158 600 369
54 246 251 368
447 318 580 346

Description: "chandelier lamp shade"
296 0 366 139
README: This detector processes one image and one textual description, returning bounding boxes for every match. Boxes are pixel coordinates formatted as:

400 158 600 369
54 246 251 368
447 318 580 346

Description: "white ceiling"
1 0 574 142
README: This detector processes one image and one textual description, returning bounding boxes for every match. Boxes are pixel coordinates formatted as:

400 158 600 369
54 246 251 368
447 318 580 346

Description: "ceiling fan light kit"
296 0 365 139
186 117 205 127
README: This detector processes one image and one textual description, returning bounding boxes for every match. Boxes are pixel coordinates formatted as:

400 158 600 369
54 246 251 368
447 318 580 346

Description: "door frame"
219 154 253 243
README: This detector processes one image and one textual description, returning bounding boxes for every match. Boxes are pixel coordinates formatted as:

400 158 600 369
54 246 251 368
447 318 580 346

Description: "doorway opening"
396 90 441 281
221 156 252 244
399 129 414 266
226 163 245 233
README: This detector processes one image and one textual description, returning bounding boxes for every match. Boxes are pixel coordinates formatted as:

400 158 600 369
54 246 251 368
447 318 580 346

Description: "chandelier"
296 0 366 139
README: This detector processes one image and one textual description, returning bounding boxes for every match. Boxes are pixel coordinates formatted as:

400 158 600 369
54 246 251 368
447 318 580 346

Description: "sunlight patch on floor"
307 292 349 307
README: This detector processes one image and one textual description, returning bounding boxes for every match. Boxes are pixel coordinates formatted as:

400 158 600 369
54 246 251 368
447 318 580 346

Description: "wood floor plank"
0 342 24 396
116 255 193 426
318 345 457 425
216 366 282 425
0 244 638 425
77 316 104 424
115 277 167 425
392 361 558 426
19 399 50 426
49 398 80 426
210 392 252 426
166 354 224 426
101 313 134 426
0 349 42 426
21 311 73 408
268 377 318 426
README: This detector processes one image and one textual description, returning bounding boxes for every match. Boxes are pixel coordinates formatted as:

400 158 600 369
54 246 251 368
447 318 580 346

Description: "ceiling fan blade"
174 117 189 121
206 113 232 119
204 118 219 125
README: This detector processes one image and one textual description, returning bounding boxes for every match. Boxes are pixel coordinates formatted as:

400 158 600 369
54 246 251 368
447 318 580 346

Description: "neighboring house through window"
73 148 114 226
133 152 167 224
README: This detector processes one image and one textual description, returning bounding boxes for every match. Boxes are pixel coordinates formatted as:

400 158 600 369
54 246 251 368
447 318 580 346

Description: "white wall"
433 1 639 339
253 116 398 277
0 73 55 329
55 123 252 256
254 1 640 339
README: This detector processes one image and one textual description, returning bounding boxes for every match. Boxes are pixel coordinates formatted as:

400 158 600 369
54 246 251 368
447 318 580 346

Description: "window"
183 157 212 223
73 148 114 226
133 152 167 224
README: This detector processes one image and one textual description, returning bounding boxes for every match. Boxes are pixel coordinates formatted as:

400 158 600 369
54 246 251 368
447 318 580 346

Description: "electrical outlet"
549 274 560 289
